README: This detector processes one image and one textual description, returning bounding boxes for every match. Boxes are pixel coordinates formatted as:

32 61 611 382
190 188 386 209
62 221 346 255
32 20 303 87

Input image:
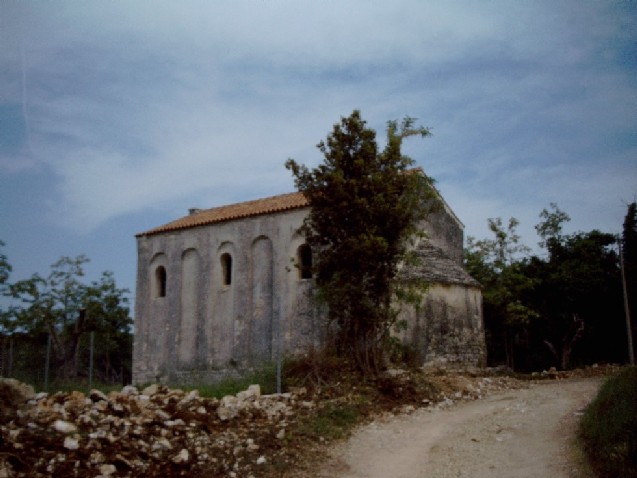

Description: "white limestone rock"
52 419 77 434
172 448 189 464
63 436 79 450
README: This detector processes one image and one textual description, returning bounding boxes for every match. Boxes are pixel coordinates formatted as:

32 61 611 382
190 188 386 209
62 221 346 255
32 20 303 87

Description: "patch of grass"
295 401 361 441
26 363 281 399
184 364 280 398
580 366 637 478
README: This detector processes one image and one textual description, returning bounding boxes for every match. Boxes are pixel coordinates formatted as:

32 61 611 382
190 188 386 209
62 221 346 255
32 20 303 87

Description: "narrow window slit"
155 266 167 297
221 253 232 285
297 244 313 279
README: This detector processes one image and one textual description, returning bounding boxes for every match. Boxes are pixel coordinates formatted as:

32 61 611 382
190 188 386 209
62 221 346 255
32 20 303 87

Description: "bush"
284 347 353 390
580 366 637 478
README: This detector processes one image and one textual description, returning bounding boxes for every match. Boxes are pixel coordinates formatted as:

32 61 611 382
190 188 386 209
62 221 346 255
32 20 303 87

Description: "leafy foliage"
535 202 571 249
0 241 12 332
466 205 627 371
286 110 435 375
1 251 132 384
0 240 10 288
465 218 537 369
527 230 623 369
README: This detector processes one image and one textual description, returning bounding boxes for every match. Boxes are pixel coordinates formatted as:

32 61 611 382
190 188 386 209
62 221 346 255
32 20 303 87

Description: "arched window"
220 253 232 286
297 244 313 279
155 265 167 298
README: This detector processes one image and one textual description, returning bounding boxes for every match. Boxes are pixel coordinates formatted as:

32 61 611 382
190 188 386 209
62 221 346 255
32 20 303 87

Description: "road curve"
317 378 601 478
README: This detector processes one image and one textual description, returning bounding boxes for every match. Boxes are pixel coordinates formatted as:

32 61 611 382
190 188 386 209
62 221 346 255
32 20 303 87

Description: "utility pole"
619 237 635 365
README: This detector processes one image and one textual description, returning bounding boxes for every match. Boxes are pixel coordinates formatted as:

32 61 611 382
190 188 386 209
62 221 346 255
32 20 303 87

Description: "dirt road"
317 378 601 478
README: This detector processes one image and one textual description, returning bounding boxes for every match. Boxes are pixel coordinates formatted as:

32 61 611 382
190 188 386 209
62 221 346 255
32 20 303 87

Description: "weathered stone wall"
133 208 317 384
397 284 486 367
423 199 464 265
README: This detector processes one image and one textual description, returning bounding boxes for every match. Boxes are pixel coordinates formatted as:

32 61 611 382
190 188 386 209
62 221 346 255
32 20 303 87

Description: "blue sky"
1 1 636 307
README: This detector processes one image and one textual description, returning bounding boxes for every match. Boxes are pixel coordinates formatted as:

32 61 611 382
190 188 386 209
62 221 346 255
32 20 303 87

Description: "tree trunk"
560 315 585 370
544 315 585 370
543 339 559 366
504 330 515 370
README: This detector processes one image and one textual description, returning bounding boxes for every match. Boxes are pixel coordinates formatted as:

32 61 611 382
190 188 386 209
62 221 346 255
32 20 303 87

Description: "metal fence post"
88 331 95 391
8 338 13 377
44 334 51 391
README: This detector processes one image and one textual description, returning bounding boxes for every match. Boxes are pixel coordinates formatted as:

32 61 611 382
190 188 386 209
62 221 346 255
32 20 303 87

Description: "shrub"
580 366 637 478
284 347 352 390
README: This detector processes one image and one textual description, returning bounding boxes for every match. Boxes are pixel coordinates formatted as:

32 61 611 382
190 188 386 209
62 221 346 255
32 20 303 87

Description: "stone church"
133 185 486 384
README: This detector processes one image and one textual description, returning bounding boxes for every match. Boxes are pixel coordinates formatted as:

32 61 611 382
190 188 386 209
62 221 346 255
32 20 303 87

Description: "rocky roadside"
0 365 618 478
0 380 309 477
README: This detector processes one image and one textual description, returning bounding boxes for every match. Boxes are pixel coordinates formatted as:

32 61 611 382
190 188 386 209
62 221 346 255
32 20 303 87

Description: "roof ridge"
137 191 308 237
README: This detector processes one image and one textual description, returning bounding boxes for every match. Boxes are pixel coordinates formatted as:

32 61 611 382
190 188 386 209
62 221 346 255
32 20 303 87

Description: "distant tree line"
465 202 637 371
0 248 132 386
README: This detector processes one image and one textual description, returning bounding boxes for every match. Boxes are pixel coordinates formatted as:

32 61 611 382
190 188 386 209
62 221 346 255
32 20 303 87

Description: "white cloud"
0 0 635 237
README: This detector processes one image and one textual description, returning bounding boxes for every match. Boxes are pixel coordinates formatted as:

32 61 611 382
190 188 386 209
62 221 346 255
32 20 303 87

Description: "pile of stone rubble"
0 379 308 477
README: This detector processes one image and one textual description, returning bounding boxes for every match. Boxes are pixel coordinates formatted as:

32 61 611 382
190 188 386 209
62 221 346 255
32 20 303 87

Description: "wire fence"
0 333 131 391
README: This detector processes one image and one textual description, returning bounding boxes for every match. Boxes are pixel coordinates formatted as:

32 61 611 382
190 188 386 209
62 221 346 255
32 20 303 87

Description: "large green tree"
285 110 434 374
82 271 133 382
0 241 10 289
467 205 627 371
464 217 536 369
526 229 622 369
0 241 12 339
6 254 132 383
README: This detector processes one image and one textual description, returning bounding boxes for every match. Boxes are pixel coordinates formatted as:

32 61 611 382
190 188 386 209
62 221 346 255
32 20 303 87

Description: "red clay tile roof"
137 192 309 237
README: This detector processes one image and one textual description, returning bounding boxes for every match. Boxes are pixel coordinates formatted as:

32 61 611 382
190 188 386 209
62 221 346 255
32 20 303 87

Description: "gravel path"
317 378 601 478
